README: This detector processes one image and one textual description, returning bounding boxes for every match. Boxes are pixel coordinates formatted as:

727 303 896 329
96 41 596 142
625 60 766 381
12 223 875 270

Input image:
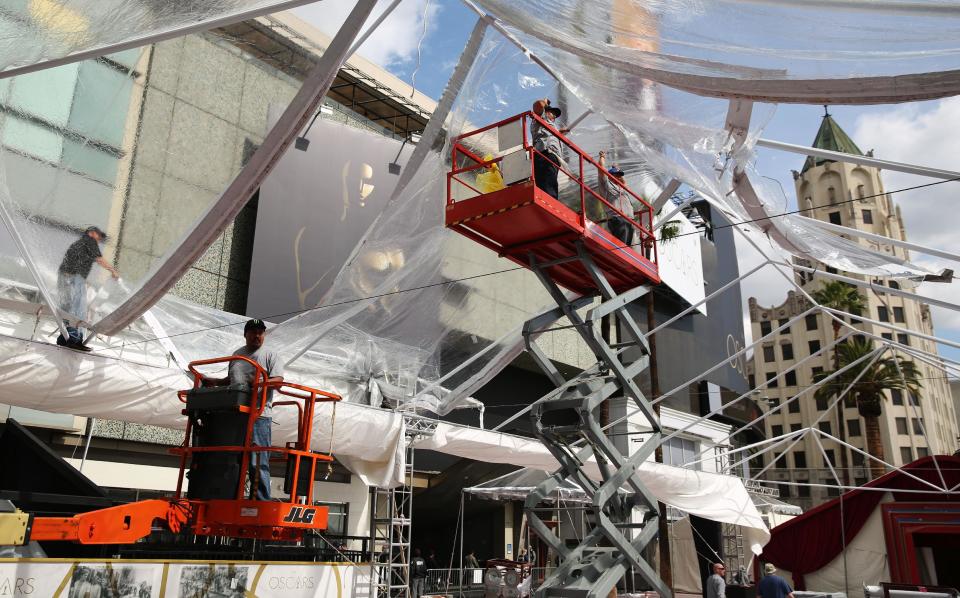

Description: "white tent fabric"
0 332 767 548
415 422 770 553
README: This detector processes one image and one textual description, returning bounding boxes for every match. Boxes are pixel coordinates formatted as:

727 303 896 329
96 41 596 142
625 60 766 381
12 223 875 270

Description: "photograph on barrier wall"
69 564 155 598
177 564 248 598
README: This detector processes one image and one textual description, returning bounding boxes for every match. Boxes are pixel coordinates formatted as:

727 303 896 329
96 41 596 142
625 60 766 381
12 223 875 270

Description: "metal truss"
521 243 670 598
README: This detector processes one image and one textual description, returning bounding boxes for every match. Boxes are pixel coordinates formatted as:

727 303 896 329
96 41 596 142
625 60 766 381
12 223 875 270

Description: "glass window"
891 389 904 405
763 345 776 362
788 399 800 414
912 418 924 434
889 281 901 290
664 437 700 470
900 447 913 463
862 209 873 224
827 486 840 497
818 421 831 435
823 449 835 467
847 419 861 436
828 211 842 225
909 392 920 406
877 306 889 322
778 483 791 498
790 423 802 433
781 343 794 360
771 424 783 437
777 318 789 330
797 484 811 498
69 61 135 147
812 366 824 378
805 314 819 331
794 451 807 468
881 332 893 341
314 501 349 536
896 417 908 434
808 340 821 355
7 62 80 125
897 333 910 346
1 115 64 162
815 397 829 411
784 371 797 386
917 447 929 458
61 140 120 183
748 374 755 388
893 307 905 323
760 320 772 336
767 398 781 409
766 372 778 388
852 453 865 467
826 266 839 274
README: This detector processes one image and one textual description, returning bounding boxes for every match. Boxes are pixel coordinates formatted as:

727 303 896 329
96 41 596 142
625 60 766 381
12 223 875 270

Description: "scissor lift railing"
445 114 667 598
446 111 660 295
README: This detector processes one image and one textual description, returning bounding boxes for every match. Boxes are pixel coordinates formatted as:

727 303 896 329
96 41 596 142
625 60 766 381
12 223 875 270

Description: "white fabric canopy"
415 422 770 553
0 333 768 550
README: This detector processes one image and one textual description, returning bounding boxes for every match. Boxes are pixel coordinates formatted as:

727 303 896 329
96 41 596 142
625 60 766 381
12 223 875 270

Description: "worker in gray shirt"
530 98 568 200
708 562 727 598
597 151 635 245
203 318 284 500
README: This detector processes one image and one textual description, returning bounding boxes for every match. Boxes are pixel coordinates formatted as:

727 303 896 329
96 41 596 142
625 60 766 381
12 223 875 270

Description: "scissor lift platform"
445 111 659 295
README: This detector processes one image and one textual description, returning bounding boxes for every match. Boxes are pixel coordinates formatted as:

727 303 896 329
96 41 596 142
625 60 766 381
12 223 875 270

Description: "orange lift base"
446 181 661 295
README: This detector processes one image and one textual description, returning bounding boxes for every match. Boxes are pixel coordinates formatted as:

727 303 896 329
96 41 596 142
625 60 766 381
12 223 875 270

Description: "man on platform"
758 564 794 598
707 562 727 598
56 226 119 350
203 318 283 500
597 151 636 246
530 98 568 200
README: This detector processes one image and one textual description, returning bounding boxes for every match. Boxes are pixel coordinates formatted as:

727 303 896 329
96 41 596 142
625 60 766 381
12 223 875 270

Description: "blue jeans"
250 416 272 500
56 273 86 344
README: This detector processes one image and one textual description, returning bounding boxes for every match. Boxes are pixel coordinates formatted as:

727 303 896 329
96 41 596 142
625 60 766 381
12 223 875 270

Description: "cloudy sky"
293 0 959 365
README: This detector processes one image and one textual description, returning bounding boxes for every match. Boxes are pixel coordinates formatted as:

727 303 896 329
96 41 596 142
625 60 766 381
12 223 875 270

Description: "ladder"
521 243 670 598
369 415 436 598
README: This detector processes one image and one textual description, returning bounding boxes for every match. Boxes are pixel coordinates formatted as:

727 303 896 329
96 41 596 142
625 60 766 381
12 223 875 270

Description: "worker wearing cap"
757 564 794 598
597 152 636 246
56 226 119 351
204 318 284 500
530 98 569 200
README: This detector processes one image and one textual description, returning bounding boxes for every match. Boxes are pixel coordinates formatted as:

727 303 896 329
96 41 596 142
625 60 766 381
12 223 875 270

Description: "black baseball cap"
85 225 107 239
544 105 562 117
244 318 267 332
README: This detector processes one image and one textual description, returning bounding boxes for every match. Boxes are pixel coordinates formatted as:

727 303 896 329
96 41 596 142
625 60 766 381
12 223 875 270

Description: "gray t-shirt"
229 345 283 418
598 173 635 218
707 574 726 598
531 119 562 161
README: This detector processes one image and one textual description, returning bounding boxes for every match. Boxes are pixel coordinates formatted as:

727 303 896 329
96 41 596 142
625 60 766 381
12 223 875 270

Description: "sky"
292 0 960 367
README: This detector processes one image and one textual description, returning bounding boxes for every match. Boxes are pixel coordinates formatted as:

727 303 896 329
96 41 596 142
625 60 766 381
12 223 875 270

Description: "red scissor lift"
445 110 660 294
445 113 671 598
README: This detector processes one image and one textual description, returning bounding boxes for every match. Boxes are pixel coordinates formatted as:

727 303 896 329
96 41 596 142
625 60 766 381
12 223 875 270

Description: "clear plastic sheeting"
0 18 322 338
469 0 960 103
0 0 316 77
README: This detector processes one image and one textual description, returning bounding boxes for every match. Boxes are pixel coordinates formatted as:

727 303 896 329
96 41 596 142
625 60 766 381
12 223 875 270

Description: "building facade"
747 113 959 510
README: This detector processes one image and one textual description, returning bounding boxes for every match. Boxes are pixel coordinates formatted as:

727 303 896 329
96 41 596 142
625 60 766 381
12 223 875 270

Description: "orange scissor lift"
446 112 671 598
25 356 341 546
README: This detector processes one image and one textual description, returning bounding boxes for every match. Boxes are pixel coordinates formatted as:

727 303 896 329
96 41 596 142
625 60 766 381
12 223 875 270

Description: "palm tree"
810 282 867 485
813 339 921 480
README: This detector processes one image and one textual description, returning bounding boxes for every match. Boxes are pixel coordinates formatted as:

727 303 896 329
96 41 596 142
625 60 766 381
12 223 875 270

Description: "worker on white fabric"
530 98 568 200
707 562 727 598
56 226 119 351
597 151 635 246
202 318 284 501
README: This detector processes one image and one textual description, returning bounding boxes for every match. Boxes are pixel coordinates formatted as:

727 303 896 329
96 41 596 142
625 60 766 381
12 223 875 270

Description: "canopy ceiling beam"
756 138 960 180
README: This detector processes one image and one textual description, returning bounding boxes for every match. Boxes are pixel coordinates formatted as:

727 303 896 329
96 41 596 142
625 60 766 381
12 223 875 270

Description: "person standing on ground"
56 226 119 350
597 151 635 246
707 562 727 598
464 549 480 569
757 564 794 598
410 548 428 598
530 98 569 200
202 318 283 501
